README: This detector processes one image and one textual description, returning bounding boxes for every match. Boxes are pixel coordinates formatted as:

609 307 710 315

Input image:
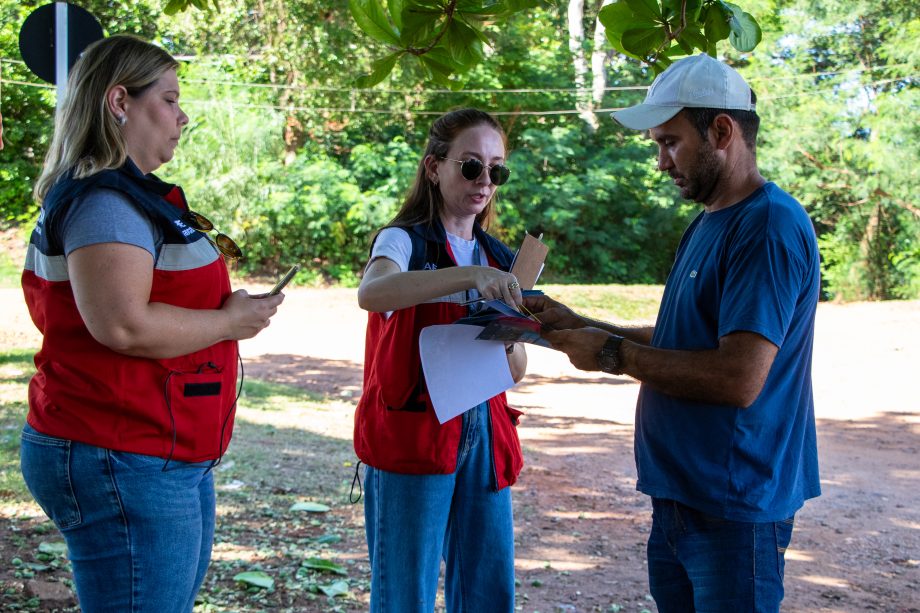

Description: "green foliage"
598 0 762 72
501 125 695 283
540 283 664 321
1 0 916 297
348 0 546 87
0 3 55 225
164 0 220 15
348 0 761 82
0 349 35 500
754 0 919 300
235 138 416 284
0 239 25 287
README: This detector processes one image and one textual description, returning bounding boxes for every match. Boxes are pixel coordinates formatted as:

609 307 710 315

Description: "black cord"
206 353 244 474
349 460 363 504
161 370 179 472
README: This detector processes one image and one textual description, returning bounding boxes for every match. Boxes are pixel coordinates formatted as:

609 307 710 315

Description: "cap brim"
611 104 683 130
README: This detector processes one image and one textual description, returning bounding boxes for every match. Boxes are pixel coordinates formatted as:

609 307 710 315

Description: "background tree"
754 0 919 299
0 0 916 297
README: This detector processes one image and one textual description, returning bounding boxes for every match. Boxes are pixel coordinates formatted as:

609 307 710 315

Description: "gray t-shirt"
61 188 162 258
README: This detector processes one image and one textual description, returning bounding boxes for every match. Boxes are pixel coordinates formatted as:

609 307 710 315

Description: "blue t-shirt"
635 182 821 522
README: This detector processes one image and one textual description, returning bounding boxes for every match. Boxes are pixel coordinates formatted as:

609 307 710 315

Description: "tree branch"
648 0 689 65
406 1 457 56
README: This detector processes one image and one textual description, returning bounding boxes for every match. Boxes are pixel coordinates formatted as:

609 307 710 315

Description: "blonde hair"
33 35 178 202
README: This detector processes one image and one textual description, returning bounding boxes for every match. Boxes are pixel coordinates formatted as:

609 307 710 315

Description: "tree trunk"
567 0 598 130
591 0 613 106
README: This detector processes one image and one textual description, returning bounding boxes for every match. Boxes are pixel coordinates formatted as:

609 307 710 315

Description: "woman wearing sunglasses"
355 108 527 612
19 36 283 612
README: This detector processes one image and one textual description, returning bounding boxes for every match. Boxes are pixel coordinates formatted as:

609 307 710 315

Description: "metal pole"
54 1 68 107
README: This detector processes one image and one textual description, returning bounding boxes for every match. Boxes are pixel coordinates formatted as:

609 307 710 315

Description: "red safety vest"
353 222 524 489
22 162 239 463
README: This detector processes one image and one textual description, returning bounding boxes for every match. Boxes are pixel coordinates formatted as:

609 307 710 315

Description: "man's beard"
676 140 721 204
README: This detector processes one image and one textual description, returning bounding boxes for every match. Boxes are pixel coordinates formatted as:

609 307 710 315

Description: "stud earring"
117 115 127 126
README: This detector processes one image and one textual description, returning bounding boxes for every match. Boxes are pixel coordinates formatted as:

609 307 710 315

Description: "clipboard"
510 233 548 290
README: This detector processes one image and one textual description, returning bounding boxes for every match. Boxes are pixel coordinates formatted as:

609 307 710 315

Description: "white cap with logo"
611 53 755 131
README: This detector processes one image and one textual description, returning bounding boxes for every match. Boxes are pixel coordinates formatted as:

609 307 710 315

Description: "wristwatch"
596 334 625 374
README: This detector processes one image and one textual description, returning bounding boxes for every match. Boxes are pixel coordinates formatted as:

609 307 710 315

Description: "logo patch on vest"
423 263 438 270
174 218 196 237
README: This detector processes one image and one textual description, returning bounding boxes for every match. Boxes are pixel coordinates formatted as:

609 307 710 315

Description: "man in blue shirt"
525 54 820 612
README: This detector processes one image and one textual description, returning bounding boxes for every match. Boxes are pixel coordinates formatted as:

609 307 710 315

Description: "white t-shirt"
369 226 487 270
369 226 488 315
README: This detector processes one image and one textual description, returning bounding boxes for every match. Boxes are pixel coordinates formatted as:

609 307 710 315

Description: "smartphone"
268 264 300 296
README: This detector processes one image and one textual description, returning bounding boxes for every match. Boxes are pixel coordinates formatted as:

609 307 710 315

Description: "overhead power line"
178 99 633 116
1 70 914 120
181 79 651 95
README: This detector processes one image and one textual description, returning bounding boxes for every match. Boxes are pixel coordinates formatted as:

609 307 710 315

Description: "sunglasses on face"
182 210 243 260
442 157 511 186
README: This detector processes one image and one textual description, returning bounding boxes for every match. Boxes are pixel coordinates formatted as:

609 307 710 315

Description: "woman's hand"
469 266 522 308
220 290 284 340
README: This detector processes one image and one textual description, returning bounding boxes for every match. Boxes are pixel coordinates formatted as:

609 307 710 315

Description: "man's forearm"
585 318 654 345
619 331 777 408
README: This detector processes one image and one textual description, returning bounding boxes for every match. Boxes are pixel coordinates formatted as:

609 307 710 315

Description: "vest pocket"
164 363 228 462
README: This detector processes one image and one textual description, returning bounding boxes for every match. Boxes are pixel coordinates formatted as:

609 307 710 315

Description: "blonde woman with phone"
20 35 283 612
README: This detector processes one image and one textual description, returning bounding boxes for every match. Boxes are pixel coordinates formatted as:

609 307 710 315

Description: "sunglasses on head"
442 157 511 186
182 210 243 260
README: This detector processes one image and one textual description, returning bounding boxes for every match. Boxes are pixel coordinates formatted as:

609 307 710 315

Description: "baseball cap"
612 53 755 130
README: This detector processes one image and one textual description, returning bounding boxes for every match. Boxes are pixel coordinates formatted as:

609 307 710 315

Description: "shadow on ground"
2 346 918 612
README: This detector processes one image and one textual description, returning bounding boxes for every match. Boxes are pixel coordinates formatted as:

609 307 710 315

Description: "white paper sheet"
419 324 515 424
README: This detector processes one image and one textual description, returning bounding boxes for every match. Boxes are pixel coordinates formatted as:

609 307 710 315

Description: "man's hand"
523 294 586 331
543 327 612 372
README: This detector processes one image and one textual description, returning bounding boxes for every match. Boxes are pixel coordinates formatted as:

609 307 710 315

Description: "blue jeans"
364 403 515 613
19 424 216 613
647 498 794 613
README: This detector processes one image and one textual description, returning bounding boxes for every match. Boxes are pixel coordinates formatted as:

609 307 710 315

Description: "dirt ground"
2 286 918 612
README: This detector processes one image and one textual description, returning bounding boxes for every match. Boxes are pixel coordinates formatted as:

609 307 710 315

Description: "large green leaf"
625 0 662 21
164 0 186 16
621 25 668 58
289 501 332 513
349 0 401 46
702 2 731 43
387 0 407 29
420 51 467 88
599 1 658 60
37 542 67 556
318 580 351 598
677 25 708 53
234 571 274 590
662 0 703 22
303 557 348 575
445 20 486 68
355 51 402 87
723 2 761 52
399 4 441 46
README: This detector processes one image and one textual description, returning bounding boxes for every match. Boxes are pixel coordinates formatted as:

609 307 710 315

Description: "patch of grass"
238 378 326 410
0 227 27 289
0 250 21 289
540 284 663 323
0 349 35 501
